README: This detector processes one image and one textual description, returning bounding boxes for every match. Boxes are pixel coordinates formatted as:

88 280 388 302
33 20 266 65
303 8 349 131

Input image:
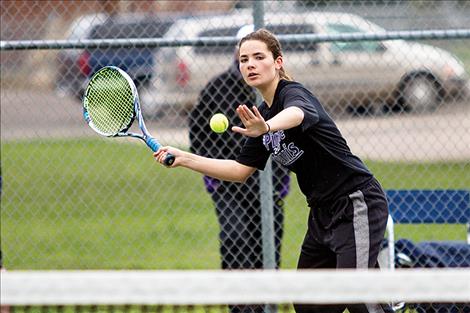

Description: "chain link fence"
1 0 469 272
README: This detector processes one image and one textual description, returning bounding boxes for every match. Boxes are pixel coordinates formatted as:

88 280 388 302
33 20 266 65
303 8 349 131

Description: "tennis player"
155 28 393 313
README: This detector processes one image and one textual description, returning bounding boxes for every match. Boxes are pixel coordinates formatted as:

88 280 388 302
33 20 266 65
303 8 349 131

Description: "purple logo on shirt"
263 131 304 166
263 130 285 153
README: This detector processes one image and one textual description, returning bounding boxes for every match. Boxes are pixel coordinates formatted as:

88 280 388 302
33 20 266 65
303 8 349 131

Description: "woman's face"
238 39 282 89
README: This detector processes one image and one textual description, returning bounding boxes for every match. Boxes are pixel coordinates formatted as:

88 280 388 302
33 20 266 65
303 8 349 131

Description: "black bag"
394 239 470 313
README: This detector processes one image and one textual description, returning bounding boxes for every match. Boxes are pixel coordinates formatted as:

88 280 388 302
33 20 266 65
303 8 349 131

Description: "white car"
141 11 468 117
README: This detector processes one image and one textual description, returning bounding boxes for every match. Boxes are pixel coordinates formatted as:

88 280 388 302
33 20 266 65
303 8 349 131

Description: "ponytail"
279 67 292 81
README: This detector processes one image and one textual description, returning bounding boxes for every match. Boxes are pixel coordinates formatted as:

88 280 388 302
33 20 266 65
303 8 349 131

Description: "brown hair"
238 28 292 81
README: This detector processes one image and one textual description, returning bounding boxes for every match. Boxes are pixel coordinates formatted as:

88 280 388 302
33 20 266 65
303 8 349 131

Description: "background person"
189 25 290 271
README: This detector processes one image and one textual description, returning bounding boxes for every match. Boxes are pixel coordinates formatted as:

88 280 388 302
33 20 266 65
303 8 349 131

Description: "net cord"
2 269 469 305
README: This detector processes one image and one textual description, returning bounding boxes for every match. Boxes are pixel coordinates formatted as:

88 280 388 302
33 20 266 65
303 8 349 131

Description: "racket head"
83 66 137 137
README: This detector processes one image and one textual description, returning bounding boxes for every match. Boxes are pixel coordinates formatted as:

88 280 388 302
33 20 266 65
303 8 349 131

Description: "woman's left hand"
232 104 269 137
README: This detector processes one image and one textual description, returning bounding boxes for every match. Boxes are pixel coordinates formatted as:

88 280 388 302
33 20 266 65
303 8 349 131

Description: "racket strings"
85 68 135 136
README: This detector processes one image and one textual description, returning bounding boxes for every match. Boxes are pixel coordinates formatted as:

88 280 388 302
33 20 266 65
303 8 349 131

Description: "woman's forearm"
266 106 304 132
181 152 255 183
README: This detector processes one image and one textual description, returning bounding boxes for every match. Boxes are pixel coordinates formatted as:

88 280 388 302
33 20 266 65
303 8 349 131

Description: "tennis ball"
210 113 229 133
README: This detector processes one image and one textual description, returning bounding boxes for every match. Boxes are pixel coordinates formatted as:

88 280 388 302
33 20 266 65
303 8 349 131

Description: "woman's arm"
154 147 256 183
232 105 304 137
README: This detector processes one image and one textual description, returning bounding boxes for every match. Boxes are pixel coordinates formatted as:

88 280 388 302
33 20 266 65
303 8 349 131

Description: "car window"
67 14 108 40
195 27 241 54
266 24 317 52
326 23 383 53
90 20 174 39
194 23 317 55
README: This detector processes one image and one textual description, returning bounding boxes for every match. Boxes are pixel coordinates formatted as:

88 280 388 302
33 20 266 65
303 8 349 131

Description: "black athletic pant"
294 178 394 313
211 186 284 270
211 183 284 313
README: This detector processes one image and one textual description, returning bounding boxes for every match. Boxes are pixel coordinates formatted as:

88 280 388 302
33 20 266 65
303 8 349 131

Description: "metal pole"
253 1 265 30
252 0 275 271
3 29 470 51
253 2 277 313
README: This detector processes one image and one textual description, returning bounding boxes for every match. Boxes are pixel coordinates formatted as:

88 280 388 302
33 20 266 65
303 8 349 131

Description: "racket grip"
146 137 175 166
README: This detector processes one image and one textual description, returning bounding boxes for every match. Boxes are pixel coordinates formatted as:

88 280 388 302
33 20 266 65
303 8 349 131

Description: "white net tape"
2 269 469 306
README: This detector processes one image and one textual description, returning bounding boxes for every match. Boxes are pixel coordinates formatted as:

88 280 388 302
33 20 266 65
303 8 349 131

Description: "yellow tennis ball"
210 113 229 133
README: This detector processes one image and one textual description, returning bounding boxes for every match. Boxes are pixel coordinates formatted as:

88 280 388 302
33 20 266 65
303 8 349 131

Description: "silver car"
141 11 468 117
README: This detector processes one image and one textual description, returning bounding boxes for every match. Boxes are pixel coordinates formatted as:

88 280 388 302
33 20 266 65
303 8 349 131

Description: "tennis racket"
83 66 175 166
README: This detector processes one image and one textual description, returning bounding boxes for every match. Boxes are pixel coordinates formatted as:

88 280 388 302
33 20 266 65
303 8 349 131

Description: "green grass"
450 41 470 74
4 306 232 313
1 139 468 269
1 139 220 269
421 40 470 74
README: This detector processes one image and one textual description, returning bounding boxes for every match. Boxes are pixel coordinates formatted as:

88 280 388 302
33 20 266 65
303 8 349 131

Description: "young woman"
155 28 392 313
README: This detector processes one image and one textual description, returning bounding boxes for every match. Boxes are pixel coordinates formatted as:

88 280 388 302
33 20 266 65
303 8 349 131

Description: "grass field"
451 41 470 74
1 139 468 270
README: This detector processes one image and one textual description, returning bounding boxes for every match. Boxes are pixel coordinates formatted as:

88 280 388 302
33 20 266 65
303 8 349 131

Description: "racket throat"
144 136 161 152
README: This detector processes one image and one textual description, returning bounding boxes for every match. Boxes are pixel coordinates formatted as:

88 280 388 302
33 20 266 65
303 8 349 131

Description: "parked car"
140 11 468 116
55 13 108 98
55 13 175 100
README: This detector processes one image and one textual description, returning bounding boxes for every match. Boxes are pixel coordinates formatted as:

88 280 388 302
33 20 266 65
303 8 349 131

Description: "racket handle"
163 153 175 166
146 137 175 166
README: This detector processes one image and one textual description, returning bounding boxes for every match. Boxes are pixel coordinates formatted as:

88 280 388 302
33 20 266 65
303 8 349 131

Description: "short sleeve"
236 136 270 170
282 87 320 132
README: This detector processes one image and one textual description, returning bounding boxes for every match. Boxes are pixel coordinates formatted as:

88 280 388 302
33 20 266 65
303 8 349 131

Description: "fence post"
253 2 277 313
251 0 276 272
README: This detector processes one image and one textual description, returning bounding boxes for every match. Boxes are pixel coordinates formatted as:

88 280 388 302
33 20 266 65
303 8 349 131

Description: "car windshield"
266 24 317 52
194 23 318 54
90 20 174 39
67 14 108 40
326 23 383 53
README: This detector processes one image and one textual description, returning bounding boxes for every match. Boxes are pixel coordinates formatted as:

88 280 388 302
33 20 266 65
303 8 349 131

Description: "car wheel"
401 75 441 113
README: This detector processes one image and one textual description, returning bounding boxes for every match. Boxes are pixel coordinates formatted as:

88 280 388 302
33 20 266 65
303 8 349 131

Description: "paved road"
337 106 470 162
1 89 469 162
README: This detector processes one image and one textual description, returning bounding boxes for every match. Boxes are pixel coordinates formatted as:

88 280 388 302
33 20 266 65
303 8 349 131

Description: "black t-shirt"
236 80 372 205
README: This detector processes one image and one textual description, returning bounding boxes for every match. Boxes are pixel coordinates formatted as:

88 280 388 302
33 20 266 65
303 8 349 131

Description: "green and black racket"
83 66 175 166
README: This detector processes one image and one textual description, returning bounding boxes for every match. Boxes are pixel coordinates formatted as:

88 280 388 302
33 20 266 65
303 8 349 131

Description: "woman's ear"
274 56 283 70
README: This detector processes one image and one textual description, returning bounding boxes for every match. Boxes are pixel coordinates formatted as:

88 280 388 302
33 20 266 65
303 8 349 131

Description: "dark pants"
211 183 284 313
295 178 394 313
211 184 284 269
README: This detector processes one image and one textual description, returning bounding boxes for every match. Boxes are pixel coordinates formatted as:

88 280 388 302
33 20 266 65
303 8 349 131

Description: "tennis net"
2 269 470 312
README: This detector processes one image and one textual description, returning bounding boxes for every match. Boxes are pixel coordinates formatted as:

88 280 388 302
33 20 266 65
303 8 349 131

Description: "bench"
383 190 469 311
384 189 470 269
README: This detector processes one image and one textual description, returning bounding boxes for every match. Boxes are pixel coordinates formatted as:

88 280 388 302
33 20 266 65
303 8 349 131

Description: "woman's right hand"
153 146 183 167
